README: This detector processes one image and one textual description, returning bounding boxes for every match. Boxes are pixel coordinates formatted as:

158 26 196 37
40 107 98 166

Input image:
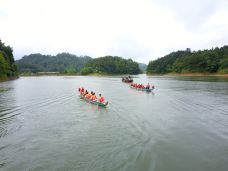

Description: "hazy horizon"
1 0 228 63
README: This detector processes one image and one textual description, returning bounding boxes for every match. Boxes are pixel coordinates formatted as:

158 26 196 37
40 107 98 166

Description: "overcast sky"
0 0 228 63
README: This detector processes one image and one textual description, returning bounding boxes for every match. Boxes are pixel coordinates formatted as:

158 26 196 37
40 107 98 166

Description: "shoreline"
147 73 228 77
0 76 19 82
18 72 136 77
7 73 228 79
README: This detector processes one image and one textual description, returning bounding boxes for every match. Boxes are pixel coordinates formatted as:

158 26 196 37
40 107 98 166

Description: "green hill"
0 39 18 80
85 56 140 74
147 46 228 74
16 54 141 75
16 53 92 73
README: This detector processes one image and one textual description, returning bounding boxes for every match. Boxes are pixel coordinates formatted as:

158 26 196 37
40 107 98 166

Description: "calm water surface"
0 75 228 171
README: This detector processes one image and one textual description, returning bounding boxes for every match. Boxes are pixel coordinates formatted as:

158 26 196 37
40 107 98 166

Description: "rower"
146 83 150 89
80 87 85 93
85 91 92 98
91 93 97 101
98 94 105 103
83 90 88 96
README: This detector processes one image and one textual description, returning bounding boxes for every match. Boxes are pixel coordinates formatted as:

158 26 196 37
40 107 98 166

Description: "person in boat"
80 87 85 93
85 91 92 99
83 90 88 96
98 94 105 103
146 83 150 89
91 93 97 101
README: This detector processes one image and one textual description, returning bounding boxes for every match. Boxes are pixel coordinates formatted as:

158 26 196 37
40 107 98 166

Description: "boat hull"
130 85 154 92
79 94 108 107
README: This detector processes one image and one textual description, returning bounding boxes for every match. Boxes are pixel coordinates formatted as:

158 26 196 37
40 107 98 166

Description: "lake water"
1 75 228 171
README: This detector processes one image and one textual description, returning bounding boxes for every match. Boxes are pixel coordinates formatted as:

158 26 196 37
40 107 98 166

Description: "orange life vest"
85 93 91 98
91 95 97 101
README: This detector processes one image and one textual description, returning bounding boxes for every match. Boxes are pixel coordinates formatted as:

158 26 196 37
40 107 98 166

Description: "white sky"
0 0 228 63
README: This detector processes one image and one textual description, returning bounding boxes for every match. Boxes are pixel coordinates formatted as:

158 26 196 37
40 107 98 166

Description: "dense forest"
147 46 228 74
0 39 18 80
16 53 92 73
84 56 140 75
16 54 141 75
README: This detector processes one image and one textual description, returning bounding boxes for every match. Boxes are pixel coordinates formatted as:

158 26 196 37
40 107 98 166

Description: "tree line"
147 46 228 74
16 53 92 74
16 54 141 75
0 39 18 80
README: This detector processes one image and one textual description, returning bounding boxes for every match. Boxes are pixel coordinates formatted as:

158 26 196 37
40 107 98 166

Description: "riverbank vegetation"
0 39 18 81
147 46 228 75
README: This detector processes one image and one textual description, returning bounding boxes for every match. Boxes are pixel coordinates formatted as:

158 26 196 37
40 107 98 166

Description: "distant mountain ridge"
16 53 92 73
138 63 147 72
85 56 140 74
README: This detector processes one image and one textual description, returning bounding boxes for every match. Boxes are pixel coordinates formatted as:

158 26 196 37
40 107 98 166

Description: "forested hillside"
147 46 228 74
84 56 140 75
0 39 18 80
16 53 92 73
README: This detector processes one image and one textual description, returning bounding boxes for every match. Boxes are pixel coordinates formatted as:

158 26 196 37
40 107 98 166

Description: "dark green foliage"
147 50 191 74
80 67 93 75
219 56 228 69
86 56 140 74
0 39 18 79
64 67 78 74
16 53 92 73
147 46 228 74
0 52 8 78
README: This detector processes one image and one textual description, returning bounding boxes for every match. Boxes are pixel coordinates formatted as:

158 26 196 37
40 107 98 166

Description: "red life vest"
99 96 104 103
